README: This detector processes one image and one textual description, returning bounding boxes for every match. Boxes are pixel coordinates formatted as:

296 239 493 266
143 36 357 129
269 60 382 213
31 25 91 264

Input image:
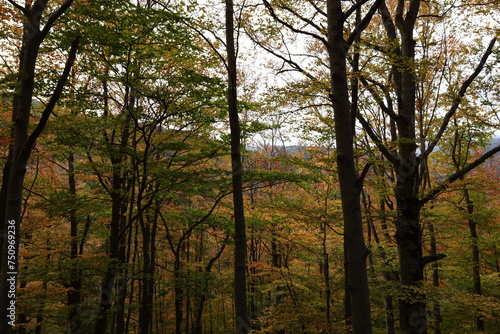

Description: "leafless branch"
26 36 80 153
420 37 497 161
346 0 383 47
40 0 75 40
6 0 28 15
357 113 400 166
420 143 500 206
262 0 329 47
344 0 371 20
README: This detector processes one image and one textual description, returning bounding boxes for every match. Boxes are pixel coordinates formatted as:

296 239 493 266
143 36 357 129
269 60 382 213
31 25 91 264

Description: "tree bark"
0 2 76 332
225 0 249 332
327 0 373 332
462 188 484 332
67 152 83 333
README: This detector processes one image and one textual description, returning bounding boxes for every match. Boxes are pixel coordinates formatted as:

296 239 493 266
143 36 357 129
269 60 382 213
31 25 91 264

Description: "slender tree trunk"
321 224 332 328
327 0 372 332
225 0 249 332
428 223 442 334
67 152 83 333
138 204 157 334
94 81 134 334
192 236 228 334
94 191 122 334
94 171 129 334
174 253 183 334
139 222 151 334
463 189 485 332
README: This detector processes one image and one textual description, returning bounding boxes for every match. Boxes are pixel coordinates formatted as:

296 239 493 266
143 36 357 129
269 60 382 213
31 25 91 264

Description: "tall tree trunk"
225 0 249 332
463 189 484 332
94 80 134 334
94 190 124 334
67 152 83 333
0 3 76 332
392 0 427 332
321 223 332 328
327 1 372 333
138 197 158 333
428 222 442 334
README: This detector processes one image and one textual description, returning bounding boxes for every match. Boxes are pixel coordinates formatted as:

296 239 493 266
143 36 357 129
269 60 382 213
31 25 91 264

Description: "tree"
225 0 249 332
256 0 381 331
0 1 77 332
356 0 500 331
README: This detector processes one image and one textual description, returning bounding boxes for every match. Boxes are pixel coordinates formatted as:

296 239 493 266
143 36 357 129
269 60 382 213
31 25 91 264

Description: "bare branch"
344 0 370 21
40 0 74 40
356 162 373 195
357 112 400 166
152 0 228 71
379 0 398 40
6 0 28 15
277 3 325 34
306 0 327 18
245 29 320 83
358 74 398 120
346 0 383 47
420 143 500 206
262 0 329 47
26 36 80 153
420 37 497 161
422 253 446 265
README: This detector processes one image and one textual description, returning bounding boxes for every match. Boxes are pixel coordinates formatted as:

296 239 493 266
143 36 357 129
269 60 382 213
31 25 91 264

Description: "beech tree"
253 0 382 331
225 0 249 332
355 1 499 331
0 1 77 332
1 1 500 333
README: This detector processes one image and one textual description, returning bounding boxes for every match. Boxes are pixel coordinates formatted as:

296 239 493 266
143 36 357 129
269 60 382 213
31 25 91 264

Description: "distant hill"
487 135 500 150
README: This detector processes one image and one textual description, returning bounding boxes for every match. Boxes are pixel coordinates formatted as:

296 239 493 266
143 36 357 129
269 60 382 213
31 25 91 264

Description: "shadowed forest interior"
0 0 499 333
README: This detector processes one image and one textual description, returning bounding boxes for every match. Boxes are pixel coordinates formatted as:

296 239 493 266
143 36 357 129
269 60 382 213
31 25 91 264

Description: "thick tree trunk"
392 0 427 332
0 21 41 334
327 1 372 333
395 198 425 334
225 1 249 332
0 3 75 332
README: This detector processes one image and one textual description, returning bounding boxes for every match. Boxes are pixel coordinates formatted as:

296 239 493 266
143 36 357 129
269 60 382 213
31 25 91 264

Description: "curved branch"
152 0 229 71
346 0 383 47
276 3 325 34
262 0 329 47
420 37 497 161
306 0 327 18
344 0 371 19
357 113 400 166
420 143 500 206
6 0 28 15
356 162 373 195
26 36 80 153
246 28 320 83
40 0 75 40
